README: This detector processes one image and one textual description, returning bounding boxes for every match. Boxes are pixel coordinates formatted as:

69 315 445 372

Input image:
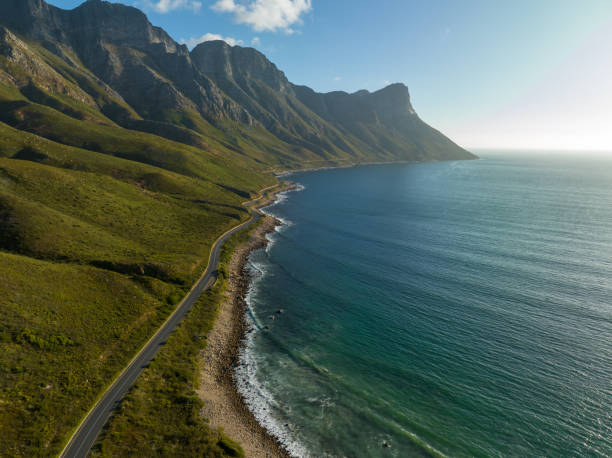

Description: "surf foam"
234 260 310 457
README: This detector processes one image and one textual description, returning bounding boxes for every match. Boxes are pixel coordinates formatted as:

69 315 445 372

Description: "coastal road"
59 184 278 458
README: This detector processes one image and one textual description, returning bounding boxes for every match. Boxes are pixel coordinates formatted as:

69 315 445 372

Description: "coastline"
274 156 478 178
197 186 293 458
195 158 476 457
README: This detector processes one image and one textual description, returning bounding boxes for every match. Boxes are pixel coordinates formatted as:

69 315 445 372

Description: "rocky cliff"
0 0 475 169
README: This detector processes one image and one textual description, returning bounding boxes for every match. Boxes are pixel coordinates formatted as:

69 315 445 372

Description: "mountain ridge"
0 1 475 455
0 0 475 167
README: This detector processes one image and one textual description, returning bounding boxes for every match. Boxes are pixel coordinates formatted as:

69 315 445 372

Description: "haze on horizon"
48 0 612 153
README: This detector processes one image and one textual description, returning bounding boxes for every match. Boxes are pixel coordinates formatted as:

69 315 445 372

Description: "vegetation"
0 82 275 455
0 28 279 453
0 251 178 455
0 106 278 454
90 220 259 457
0 1 473 455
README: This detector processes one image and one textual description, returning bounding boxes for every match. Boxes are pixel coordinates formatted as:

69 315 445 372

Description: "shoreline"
274 155 479 177
195 158 473 456
197 186 294 458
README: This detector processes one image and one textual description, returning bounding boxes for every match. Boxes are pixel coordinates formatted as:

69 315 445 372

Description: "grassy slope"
0 37 282 453
0 66 275 455
0 252 176 455
0 119 273 276
0 94 265 188
91 221 259 458
0 30 393 456
0 22 470 456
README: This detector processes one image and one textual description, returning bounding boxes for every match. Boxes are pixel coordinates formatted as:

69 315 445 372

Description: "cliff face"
192 41 291 92
190 40 475 161
0 0 475 168
0 0 61 40
63 0 254 124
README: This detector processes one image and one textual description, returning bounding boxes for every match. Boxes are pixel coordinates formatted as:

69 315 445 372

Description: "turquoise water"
235 153 612 457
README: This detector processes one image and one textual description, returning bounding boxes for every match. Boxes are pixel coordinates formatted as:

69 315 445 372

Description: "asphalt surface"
59 189 272 458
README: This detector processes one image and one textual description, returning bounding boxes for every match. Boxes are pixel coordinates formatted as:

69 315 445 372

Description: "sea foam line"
261 183 305 214
234 261 310 457
261 183 305 235
234 183 310 457
237 191 445 458
238 181 446 458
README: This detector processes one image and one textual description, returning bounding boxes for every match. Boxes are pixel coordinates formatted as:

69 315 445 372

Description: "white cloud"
144 0 202 14
333 76 342 81
181 33 244 49
251 36 261 46
212 0 312 33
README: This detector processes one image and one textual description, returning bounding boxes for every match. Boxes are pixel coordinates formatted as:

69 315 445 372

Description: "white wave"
235 312 310 457
260 207 293 233
246 260 267 280
261 182 305 212
259 183 305 235
233 183 311 457
275 216 293 232
265 232 278 253
274 192 289 205
234 251 310 457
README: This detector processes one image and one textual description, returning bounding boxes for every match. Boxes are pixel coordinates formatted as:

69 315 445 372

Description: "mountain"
0 0 475 169
191 40 474 162
0 1 474 456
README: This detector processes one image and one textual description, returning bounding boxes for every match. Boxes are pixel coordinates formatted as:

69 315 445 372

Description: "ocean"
234 152 612 457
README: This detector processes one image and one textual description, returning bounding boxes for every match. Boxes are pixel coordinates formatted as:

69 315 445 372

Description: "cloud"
181 33 244 49
143 0 202 13
212 0 312 33
333 76 342 81
251 36 261 46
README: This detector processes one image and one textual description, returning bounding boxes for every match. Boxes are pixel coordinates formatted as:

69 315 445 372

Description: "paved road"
60 186 276 458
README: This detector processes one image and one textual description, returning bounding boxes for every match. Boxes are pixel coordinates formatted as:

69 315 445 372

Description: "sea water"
234 152 612 457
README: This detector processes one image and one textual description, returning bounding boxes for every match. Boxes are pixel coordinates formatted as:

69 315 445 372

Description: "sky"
47 0 612 152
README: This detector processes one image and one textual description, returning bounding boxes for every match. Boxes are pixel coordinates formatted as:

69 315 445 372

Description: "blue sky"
47 0 612 151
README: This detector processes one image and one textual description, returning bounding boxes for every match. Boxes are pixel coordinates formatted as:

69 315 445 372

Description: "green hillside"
0 0 476 455
0 117 274 455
